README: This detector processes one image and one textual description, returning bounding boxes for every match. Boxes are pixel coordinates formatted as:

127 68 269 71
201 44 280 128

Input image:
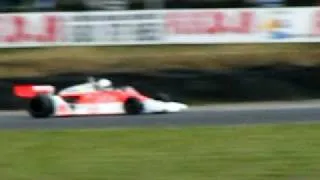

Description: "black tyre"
124 97 144 115
154 93 171 102
28 94 54 118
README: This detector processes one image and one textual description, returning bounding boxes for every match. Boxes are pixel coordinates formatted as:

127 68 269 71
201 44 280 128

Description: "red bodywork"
13 84 150 104
59 88 149 104
13 84 55 98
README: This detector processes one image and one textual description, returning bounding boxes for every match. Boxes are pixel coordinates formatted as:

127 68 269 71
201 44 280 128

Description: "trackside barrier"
0 7 319 48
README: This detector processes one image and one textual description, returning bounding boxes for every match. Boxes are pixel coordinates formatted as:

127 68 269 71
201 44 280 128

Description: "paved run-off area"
1 100 320 130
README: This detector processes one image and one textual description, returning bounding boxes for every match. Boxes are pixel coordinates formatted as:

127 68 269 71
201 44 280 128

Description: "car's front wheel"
123 97 144 115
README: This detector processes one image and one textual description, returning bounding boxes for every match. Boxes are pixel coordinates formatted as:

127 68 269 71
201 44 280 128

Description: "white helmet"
97 78 112 88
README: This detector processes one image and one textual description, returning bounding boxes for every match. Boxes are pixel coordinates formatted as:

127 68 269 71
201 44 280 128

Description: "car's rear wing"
13 84 55 98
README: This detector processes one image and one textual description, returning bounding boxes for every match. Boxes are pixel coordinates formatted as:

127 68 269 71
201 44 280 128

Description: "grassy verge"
1 123 320 180
0 43 320 77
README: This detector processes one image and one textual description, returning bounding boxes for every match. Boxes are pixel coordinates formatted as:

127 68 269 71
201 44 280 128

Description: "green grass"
1 43 320 77
1 123 320 180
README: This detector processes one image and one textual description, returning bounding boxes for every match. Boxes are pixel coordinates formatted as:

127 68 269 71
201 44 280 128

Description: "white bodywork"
44 82 189 117
58 82 98 95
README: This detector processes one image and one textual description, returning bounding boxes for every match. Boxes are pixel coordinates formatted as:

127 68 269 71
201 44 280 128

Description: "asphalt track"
1 100 320 130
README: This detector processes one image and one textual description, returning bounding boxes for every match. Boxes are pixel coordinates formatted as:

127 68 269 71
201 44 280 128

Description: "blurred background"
0 0 318 13
1 0 320 107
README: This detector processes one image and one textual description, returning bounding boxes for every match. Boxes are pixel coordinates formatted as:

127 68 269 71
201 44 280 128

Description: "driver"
87 77 113 90
96 78 113 90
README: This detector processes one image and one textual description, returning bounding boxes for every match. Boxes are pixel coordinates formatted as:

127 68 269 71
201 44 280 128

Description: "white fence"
0 7 319 48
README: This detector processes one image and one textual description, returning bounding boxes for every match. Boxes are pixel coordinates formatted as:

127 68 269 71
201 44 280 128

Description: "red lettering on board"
3 15 61 42
311 10 320 35
166 11 255 34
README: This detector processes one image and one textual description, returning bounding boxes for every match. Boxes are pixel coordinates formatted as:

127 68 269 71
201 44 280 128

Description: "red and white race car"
13 77 188 118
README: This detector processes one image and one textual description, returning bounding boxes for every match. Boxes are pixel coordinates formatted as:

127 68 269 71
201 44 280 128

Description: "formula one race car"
13 77 188 118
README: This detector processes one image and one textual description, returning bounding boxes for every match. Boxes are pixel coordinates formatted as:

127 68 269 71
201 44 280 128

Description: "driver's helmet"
97 78 112 89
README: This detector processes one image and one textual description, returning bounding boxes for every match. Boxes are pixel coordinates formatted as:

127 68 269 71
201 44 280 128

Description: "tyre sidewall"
124 97 144 115
28 94 54 118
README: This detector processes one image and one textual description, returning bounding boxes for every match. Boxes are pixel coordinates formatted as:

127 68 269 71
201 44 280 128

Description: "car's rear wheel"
124 97 144 115
28 94 54 118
